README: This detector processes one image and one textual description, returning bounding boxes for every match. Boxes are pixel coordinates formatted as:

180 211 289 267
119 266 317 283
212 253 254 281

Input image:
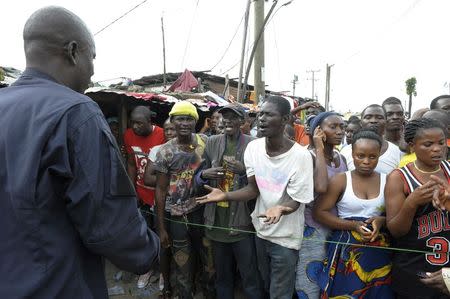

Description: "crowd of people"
1 6 450 299
121 89 450 299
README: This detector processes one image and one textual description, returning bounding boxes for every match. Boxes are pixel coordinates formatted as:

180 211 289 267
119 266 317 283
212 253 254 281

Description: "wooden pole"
237 0 251 102
242 0 278 103
253 0 265 103
161 16 167 87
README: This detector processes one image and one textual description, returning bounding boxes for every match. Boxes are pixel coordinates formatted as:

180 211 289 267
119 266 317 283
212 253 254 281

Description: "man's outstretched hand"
258 205 294 225
196 185 227 204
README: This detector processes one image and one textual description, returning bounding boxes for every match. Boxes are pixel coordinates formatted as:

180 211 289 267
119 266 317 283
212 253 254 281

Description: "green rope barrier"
140 209 447 256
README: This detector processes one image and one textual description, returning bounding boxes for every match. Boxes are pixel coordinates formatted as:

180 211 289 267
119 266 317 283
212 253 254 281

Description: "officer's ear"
64 41 79 65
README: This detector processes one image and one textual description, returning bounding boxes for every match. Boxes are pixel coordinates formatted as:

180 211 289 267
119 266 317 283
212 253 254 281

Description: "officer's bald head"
23 6 96 93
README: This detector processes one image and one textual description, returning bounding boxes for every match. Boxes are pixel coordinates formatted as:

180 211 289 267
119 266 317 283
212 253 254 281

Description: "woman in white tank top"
337 171 386 220
313 129 394 298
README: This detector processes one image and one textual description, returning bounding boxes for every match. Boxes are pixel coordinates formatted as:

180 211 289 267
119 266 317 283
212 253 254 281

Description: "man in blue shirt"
0 6 159 299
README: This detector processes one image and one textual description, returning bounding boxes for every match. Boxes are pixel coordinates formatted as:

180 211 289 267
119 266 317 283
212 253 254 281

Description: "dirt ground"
105 260 246 299
105 260 161 299
105 261 250 299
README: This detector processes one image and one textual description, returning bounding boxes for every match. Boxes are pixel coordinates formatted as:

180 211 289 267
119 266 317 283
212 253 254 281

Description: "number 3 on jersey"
426 237 449 265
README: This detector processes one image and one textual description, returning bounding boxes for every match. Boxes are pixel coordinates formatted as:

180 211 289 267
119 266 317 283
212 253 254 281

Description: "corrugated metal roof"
85 87 229 111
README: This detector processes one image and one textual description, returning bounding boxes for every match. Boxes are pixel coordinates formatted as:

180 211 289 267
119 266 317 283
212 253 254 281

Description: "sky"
2 0 450 113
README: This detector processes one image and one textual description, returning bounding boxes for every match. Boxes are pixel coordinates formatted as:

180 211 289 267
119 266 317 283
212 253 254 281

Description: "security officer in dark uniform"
0 6 159 299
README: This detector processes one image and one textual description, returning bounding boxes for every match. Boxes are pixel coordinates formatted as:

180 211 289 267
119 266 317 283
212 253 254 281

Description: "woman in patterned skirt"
314 129 394 298
295 112 347 299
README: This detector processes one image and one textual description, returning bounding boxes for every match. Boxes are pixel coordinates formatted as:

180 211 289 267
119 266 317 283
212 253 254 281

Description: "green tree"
0 68 4 82
405 77 417 118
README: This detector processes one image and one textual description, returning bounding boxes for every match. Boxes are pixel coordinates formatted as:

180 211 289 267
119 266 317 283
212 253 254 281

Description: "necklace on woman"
413 161 441 174
324 152 336 167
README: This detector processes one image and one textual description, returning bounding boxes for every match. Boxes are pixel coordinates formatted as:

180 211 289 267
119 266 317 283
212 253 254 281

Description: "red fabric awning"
167 69 198 92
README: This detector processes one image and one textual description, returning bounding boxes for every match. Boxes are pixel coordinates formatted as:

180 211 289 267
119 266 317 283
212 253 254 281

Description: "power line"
307 70 320 100
181 0 200 69
337 0 422 65
218 0 287 76
271 18 282 88
94 0 148 36
219 41 254 76
210 12 245 71
94 77 128 83
220 42 257 77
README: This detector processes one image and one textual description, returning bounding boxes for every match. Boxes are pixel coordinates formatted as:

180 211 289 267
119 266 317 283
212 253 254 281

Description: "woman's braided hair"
404 118 445 144
351 128 382 148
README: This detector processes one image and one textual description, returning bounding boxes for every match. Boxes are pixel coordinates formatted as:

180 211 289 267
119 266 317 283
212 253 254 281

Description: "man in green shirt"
196 104 263 299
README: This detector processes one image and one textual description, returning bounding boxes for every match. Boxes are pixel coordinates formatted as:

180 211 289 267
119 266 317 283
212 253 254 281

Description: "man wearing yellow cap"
153 101 213 298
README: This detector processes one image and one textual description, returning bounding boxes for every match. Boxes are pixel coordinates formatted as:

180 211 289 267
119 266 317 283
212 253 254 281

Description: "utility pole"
237 0 251 102
243 0 279 104
161 16 167 87
291 74 298 96
254 0 265 103
243 0 293 103
324 64 334 111
307 69 320 100
223 74 230 99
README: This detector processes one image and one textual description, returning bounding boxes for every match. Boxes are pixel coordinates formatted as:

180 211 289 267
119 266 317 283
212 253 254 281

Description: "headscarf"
309 111 338 135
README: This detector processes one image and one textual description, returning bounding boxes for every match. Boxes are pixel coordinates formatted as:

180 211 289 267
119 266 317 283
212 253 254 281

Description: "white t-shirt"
245 138 314 250
341 141 402 175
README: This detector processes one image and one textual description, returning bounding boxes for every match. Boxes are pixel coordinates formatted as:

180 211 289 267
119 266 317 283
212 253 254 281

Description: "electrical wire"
219 42 254 76
218 0 287 76
180 0 200 69
94 0 148 36
338 0 422 65
210 12 245 71
94 77 126 83
271 18 282 88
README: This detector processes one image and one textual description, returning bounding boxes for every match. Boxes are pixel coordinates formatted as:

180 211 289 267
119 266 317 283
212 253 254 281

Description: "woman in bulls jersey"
386 118 450 299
